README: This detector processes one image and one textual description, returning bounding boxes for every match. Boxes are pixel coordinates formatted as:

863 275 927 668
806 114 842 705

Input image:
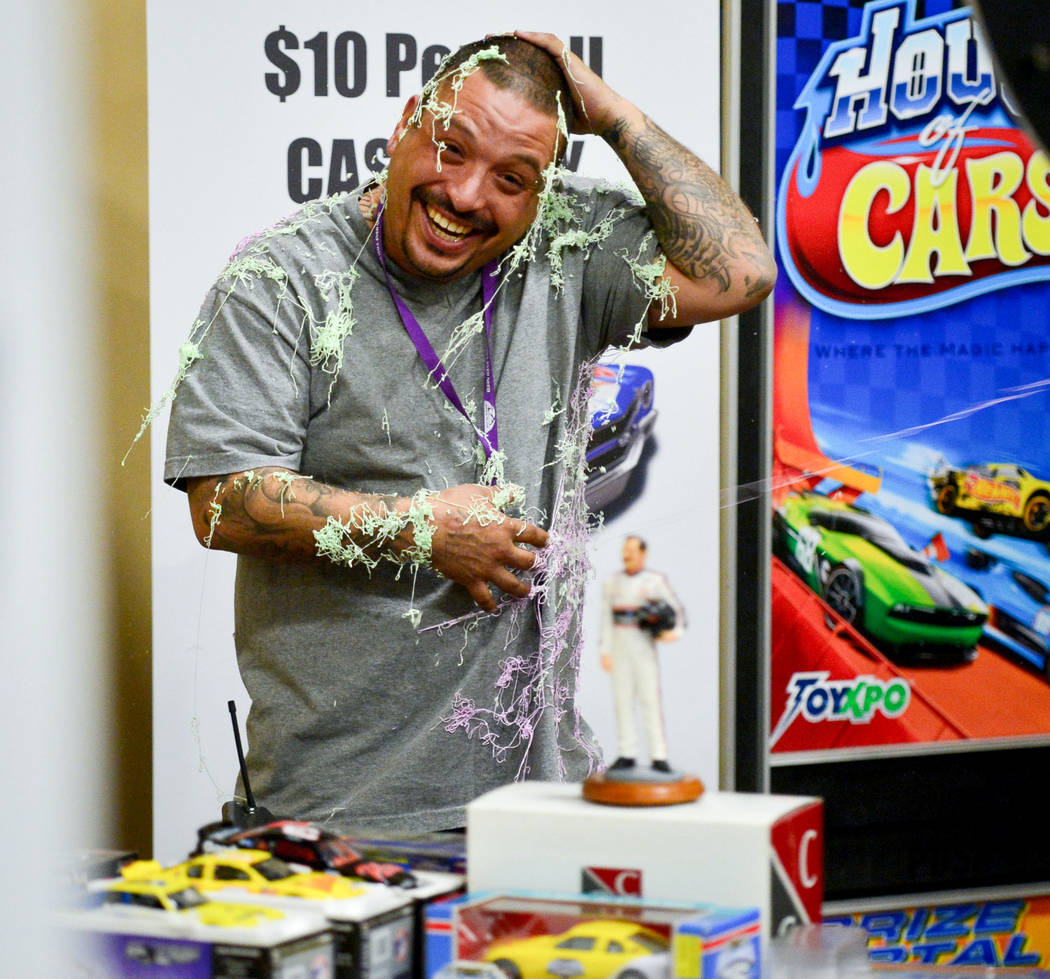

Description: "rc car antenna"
225 699 273 826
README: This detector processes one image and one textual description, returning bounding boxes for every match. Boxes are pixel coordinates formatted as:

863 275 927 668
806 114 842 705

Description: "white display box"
170 882 417 979
87 874 417 979
409 870 467 904
466 782 824 950
169 869 464 977
57 904 332 977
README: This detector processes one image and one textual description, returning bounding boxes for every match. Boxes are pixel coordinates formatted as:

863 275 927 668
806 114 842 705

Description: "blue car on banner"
945 548 1050 682
584 363 656 511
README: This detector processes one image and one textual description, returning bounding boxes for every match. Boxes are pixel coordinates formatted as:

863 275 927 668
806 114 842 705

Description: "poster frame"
730 0 1050 901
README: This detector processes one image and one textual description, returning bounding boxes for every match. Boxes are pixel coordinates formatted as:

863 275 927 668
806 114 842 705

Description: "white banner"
147 0 721 860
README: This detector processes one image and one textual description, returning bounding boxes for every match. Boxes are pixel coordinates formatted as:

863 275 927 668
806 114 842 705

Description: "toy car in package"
431 893 760 979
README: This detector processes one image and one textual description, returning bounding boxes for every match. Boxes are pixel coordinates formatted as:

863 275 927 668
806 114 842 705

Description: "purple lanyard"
373 209 500 461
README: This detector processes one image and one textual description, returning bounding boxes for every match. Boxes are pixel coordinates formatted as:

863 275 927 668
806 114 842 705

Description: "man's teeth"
426 205 471 239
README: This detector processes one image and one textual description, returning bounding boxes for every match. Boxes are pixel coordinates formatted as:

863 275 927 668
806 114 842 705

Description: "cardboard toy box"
425 892 761 979
466 782 824 950
162 878 419 979
403 870 467 979
57 903 333 978
86 867 421 979
345 833 467 876
162 867 463 979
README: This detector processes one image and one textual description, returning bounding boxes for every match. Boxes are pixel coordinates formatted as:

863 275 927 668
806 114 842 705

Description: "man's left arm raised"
516 30 777 327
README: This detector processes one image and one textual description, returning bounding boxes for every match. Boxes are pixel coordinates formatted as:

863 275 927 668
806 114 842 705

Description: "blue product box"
677 906 761 978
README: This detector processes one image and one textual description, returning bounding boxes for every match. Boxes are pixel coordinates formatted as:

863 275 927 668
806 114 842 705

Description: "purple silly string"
439 356 606 779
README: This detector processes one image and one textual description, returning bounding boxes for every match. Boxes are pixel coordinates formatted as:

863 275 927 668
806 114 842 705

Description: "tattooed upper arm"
605 113 776 322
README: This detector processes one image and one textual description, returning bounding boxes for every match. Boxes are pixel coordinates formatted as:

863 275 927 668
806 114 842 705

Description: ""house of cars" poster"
770 0 1050 757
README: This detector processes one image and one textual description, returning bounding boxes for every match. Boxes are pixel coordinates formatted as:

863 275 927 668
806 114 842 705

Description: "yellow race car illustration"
929 461 1050 539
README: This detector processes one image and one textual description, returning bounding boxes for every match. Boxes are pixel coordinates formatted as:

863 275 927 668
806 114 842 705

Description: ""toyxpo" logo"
771 672 911 744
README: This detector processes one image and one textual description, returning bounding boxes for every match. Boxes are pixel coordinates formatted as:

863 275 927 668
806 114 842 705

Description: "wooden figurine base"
582 771 705 807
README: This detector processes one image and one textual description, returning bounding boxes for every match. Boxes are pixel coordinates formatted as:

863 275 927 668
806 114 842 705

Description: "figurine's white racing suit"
598 568 684 762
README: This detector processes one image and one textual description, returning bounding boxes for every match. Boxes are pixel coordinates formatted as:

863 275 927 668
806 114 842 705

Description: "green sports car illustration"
773 492 988 659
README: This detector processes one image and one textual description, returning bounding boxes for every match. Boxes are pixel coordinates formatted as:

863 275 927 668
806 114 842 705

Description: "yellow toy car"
124 849 366 901
100 875 285 928
483 919 670 979
930 461 1050 538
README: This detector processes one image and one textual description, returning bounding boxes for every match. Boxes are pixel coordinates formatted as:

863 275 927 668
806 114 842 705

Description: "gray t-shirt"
165 176 683 833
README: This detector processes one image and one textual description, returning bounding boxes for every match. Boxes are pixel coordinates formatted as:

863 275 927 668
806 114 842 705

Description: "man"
599 536 684 773
165 31 775 833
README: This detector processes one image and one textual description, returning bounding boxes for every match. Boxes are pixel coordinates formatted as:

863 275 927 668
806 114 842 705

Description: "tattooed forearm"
186 467 409 564
603 113 776 298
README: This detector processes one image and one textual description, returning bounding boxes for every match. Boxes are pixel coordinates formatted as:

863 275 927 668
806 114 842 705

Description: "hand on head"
511 30 628 135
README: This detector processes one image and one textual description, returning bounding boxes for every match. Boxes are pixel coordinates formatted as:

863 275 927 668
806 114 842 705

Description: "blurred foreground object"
970 1 1050 150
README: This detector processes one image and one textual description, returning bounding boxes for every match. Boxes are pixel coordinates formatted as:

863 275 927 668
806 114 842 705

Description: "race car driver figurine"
599 535 685 774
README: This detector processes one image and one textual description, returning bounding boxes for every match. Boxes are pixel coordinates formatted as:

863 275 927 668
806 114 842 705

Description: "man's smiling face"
381 71 559 282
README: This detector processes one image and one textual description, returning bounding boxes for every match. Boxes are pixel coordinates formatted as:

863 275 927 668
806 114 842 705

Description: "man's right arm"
186 468 547 611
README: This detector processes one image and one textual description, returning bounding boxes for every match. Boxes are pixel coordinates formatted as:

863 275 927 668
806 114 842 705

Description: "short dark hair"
625 535 648 551
436 36 577 143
